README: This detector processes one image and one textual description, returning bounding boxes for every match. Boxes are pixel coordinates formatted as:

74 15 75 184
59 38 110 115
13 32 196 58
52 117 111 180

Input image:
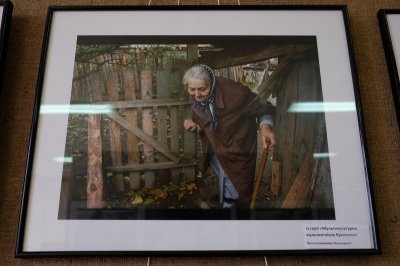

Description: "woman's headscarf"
191 64 218 131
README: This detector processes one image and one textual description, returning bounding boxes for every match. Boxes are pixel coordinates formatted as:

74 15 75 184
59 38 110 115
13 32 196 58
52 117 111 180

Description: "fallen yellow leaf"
131 195 143 205
186 183 197 191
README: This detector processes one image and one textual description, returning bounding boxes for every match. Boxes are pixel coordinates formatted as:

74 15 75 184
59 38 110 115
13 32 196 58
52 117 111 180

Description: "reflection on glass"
313 152 337 158
288 102 356 113
53 157 73 163
40 104 113 114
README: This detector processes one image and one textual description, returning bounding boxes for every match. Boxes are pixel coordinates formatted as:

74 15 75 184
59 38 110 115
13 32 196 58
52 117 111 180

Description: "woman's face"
187 77 211 102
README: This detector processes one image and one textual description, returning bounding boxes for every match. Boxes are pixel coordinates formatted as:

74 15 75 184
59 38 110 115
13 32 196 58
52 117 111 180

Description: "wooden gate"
72 49 196 208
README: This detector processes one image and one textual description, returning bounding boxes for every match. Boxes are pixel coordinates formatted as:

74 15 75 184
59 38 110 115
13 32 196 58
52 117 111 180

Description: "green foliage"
123 176 130 184
146 45 184 60
75 44 118 62
106 172 113 178
75 44 116 57
72 150 82 160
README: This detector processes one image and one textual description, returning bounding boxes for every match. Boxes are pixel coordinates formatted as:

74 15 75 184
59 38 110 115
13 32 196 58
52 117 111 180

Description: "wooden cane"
250 147 269 209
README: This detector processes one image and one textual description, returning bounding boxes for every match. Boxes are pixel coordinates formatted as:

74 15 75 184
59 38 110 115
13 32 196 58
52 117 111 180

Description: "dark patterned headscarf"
191 64 218 131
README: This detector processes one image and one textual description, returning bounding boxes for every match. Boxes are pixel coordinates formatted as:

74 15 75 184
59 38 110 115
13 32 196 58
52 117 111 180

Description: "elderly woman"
183 64 275 208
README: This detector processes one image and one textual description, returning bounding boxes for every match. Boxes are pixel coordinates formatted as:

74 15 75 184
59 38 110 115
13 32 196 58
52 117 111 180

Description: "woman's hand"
260 124 276 149
184 119 199 132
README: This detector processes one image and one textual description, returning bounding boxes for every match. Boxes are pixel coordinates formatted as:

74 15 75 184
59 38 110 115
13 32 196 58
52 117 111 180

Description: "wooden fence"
72 49 196 208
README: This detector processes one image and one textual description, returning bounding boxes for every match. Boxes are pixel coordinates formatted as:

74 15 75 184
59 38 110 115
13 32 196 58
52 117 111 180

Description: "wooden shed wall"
272 56 333 209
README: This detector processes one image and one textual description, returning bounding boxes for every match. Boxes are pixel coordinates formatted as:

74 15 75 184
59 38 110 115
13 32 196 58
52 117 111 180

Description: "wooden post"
107 70 124 192
141 68 155 188
187 45 198 67
123 63 141 190
156 68 171 186
87 71 103 208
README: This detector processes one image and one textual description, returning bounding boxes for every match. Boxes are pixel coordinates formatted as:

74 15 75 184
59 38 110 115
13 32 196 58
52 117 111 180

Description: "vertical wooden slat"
123 65 141 190
183 47 198 183
87 71 103 208
107 71 124 192
183 105 196 183
271 161 281 197
170 106 181 155
141 68 155 188
169 58 184 184
293 60 319 178
274 63 298 207
156 69 171 185
170 105 182 184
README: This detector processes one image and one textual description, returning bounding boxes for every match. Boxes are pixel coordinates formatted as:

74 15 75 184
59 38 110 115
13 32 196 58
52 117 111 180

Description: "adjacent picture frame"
379 9 400 128
0 0 13 85
16 6 380 256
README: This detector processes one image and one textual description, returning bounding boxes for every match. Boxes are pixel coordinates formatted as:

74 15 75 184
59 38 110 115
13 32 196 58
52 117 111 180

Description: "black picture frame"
0 0 13 87
378 9 400 128
16 5 380 256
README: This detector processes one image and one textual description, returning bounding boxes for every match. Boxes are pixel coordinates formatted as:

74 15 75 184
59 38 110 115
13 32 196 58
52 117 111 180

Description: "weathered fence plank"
183 105 196 183
141 68 156 188
169 59 185 185
107 71 124 192
123 68 141 190
170 106 183 184
293 61 319 177
156 69 170 185
271 161 281 197
281 151 316 208
273 63 297 207
87 71 103 208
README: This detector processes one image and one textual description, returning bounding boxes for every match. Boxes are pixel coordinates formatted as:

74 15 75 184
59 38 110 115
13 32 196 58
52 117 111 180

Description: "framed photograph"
379 9 400 127
0 0 12 85
17 6 380 256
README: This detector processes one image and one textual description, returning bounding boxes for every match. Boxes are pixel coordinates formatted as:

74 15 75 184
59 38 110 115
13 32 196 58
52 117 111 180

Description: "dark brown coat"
191 77 274 206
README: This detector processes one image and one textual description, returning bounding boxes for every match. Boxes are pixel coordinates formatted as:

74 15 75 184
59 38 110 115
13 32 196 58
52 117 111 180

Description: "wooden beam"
107 162 196 172
257 54 293 102
200 44 310 69
107 111 181 163
91 99 189 109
